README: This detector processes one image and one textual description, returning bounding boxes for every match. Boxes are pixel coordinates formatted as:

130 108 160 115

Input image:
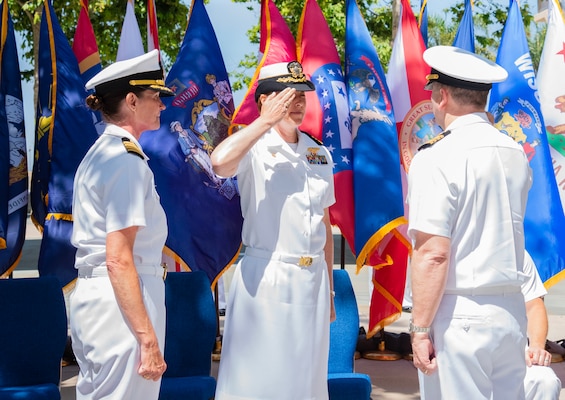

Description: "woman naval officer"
69 49 174 400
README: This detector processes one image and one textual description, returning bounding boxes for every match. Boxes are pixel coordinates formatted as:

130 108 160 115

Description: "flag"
139 0 243 286
72 0 104 135
0 1 27 277
296 0 355 254
31 0 99 289
72 0 101 84
418 0 428 47
537 0 565 281
116 0 145 61
489 0 565 288
345 0 409 336
452 0 475 52
147 0 160 52
384 0 430 333
229 0 296 132
387 0 429 144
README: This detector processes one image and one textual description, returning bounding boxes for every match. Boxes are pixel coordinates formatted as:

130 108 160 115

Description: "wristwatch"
409 319 431 334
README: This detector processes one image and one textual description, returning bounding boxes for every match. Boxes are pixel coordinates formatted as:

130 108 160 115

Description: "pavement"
13 218 565 399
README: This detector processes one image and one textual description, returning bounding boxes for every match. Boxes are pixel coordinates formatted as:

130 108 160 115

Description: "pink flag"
297 0 355 253
229 0 296 132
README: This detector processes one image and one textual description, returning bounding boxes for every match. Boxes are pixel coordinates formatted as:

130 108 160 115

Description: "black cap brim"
255 79 315 102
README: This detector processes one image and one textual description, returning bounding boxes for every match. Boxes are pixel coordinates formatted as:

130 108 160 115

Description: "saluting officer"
212 61 336 400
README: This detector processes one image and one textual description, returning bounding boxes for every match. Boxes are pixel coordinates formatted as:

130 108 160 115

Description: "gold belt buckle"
161 263 168 280
298 256 313 267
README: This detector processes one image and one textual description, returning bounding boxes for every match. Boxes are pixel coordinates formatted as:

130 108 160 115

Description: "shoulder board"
302 131 323 145
418 130 452 151
121 137 145 159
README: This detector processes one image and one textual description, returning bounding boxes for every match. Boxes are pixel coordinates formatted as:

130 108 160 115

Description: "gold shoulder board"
121 137 144 159
302 131 323 145
418 130 452 151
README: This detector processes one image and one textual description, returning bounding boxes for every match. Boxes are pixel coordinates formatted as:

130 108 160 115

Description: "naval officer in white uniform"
407 46 532 399
212 61 336 400
70 50 174 400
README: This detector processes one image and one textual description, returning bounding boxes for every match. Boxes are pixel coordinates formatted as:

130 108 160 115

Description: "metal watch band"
409 320 431 333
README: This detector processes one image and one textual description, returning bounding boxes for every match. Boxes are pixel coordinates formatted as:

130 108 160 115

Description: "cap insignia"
276 61 308 84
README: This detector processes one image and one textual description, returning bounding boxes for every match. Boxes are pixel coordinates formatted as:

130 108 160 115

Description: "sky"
15 0 541 166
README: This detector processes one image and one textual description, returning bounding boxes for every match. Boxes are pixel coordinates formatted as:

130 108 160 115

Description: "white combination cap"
85 49 174 97
423 45 507 91
255 61 315 102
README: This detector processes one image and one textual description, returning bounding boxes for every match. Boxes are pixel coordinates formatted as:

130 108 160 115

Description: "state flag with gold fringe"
31 0 98 289
0 1 28 277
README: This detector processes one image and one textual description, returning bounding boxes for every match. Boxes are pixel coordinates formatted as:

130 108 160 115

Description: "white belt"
444 286 521 296
78 265 167 280
245 247 323 268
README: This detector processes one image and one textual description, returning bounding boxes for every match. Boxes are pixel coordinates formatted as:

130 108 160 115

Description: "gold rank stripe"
122 137 145 159
418 130 452 151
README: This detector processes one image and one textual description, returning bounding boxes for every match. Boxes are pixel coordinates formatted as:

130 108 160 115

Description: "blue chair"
0 276 67 400
328 269 372 400
159 271 217 400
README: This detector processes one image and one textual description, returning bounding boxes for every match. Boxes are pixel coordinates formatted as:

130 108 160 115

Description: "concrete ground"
13 219 565 399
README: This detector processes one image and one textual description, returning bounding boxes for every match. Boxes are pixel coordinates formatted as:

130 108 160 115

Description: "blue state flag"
345 0 410 334
452 0 475 53
345 0 406 267
0 2 28 277
418 0 428 47
489 0 565 285
139 0 242 286
31 0 99 289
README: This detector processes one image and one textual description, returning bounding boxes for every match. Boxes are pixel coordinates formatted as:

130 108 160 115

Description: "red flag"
229 0 296 132
72 0 101 82
297 0 355 253
147 0 159 52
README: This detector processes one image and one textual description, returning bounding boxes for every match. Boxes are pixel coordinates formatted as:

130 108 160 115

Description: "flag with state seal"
139 0 243 286
489 0 565 287
0 0 28 277
297 0 355 254
345 0 409 335
387 0 435 173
